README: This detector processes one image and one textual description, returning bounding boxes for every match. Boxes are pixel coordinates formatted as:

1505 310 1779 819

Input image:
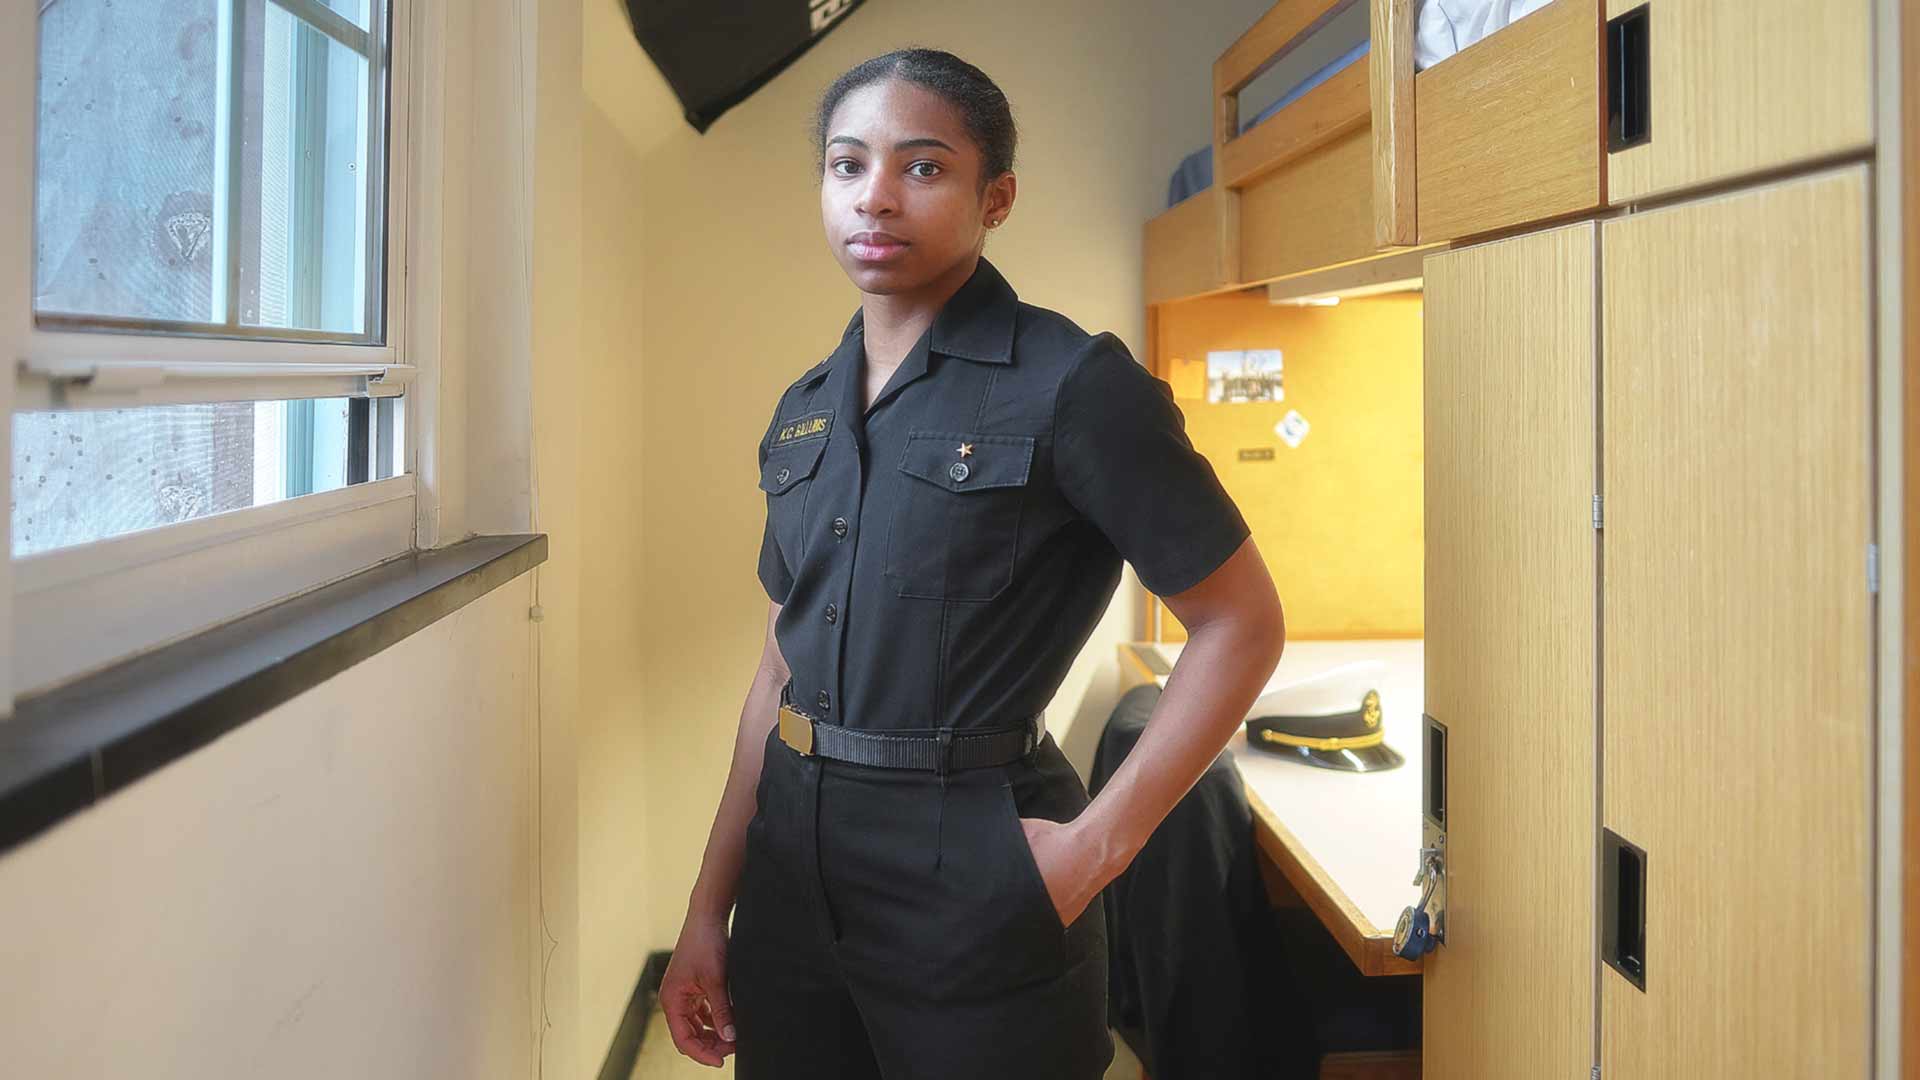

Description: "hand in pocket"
1016 813 1101 930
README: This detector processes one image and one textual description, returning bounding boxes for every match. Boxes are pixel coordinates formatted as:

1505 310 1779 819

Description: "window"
12 395 405 557
5 0 423 703
35 0 387 339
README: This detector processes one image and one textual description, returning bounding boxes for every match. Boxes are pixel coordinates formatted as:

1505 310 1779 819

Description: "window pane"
244 3 371 333
33 0 223 324
323 0 371 31
33 0 387 340
11 395 403 557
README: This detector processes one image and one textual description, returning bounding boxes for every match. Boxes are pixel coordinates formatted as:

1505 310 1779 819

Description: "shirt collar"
836 254 1019 365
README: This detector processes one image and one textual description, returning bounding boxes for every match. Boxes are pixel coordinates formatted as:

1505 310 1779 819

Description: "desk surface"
1122 639 1425 976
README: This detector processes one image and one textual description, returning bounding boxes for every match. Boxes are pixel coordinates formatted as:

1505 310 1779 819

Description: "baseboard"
596 949 674 1080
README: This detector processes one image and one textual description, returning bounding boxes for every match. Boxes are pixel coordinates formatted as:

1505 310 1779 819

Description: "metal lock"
1394 838 1446 960
1395 713 1450 961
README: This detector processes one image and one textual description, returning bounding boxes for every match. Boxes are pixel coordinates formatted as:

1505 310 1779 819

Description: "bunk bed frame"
1144 0 1609 306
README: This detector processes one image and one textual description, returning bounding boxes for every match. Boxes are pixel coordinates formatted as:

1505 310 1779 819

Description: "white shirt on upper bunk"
1414 0 1557 71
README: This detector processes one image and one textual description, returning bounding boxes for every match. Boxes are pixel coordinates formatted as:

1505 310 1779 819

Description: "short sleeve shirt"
756 255 1249 732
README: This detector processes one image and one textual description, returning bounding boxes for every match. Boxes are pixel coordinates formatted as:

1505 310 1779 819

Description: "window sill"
0 533 547 855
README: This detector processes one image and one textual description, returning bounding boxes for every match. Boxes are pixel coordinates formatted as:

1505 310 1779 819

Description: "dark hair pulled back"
813 48 1017 189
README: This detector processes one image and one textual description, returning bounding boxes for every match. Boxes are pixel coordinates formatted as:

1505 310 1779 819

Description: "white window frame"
3 0 440 707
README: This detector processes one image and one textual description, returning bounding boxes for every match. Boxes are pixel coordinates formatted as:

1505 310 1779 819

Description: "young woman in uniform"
659 47 1286 1079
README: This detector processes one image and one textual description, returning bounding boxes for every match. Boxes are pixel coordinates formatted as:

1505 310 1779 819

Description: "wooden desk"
1119 639 1425 976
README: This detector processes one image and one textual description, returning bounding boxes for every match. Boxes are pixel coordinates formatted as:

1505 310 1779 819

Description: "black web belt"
776 702 1040 772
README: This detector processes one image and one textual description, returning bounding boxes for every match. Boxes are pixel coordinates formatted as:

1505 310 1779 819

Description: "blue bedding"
1165 39 1372 209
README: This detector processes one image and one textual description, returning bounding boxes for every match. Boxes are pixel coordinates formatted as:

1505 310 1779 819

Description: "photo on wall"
1206 349 1284 404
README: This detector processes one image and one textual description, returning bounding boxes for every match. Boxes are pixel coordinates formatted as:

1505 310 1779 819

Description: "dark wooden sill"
0 533 548 856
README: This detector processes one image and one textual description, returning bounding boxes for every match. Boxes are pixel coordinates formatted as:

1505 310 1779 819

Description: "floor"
628 1002 1144 1079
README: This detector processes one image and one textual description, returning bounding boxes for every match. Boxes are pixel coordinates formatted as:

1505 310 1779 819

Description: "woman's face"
820 78 1012 296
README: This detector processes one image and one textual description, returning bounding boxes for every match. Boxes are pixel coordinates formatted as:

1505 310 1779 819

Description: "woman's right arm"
660 598 788 1066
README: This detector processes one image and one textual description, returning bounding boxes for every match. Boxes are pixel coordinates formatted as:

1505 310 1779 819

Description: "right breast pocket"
759 436 829 570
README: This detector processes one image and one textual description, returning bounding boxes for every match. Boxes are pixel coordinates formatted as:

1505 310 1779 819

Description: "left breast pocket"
884 430 1034 601
760 435 829 568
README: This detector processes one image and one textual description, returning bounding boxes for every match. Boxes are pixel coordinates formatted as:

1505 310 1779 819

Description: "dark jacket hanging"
1091 682 1320 1079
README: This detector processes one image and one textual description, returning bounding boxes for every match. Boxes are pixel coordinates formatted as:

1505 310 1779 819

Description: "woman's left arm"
1022 533 1284 924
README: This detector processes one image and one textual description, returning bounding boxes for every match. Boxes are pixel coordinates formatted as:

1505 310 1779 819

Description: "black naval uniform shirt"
755 255 1250 733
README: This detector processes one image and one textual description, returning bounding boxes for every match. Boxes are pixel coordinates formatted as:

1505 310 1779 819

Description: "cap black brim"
1246 740 1406 773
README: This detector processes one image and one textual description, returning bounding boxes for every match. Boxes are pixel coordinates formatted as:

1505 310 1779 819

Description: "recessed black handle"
1607 4 1651 152
1602 829 1648 990
1422 714 1447 830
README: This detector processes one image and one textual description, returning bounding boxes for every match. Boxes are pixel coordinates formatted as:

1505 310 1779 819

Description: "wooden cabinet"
1599 165 1874 1079
1605 0 1872 203
1421 222 1597 1080
1420 167 1878 1080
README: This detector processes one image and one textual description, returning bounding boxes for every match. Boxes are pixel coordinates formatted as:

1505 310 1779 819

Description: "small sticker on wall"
1167 354 1209 399
1276 410 1310 448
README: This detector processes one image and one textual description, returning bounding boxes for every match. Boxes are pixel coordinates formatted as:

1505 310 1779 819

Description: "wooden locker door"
1423 222 1597 1080
1600 166 1873 1079
1605 0 1872 204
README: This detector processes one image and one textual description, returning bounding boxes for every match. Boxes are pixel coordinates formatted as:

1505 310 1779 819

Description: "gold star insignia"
956 442 974 458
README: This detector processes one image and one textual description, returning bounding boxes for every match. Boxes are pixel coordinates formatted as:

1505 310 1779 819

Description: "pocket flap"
759 435 829 495
896 430 1034 493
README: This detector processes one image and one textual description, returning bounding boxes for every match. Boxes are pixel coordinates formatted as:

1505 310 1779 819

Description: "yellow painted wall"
577 99 657 1058
1155 291 1424 639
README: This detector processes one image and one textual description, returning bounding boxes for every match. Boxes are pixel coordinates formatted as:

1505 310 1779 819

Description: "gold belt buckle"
778 703 815 756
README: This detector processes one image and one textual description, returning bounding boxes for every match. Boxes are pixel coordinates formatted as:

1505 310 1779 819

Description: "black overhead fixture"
624 0 870 134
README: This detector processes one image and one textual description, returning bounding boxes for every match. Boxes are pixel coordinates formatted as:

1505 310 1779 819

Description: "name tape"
773 409 834 447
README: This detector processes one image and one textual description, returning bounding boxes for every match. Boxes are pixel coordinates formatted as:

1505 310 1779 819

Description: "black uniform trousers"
728 721 1114 1079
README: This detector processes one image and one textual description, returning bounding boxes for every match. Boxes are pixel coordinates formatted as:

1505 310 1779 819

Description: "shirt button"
948 461 970 483
775 466 790 485
825 602 838 623
816 689 831 711
832 516 848 538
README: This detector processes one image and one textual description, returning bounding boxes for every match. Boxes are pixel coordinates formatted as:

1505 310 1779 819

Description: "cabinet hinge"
1592 494 1604 531
1592 1067 1602 1080
1868 544 1880 595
